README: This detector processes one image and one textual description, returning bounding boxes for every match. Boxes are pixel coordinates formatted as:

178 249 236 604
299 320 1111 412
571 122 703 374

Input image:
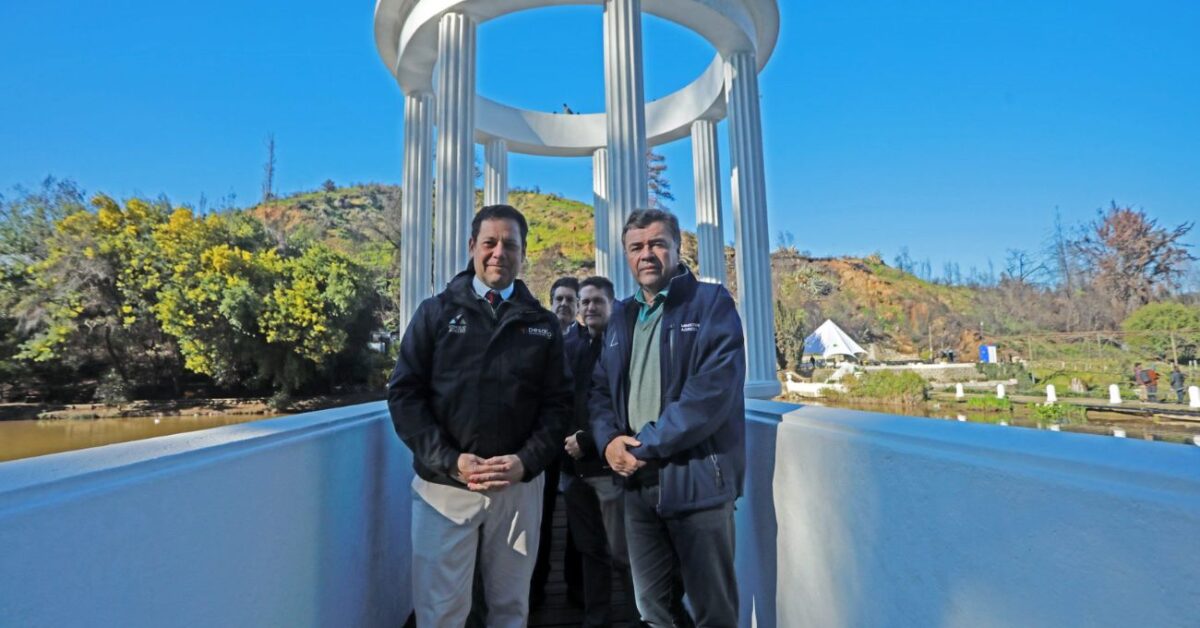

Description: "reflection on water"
807 399 1200 445
0 414 281 463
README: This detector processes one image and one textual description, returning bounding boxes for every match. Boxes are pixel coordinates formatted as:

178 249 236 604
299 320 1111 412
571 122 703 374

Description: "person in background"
1133 362 1147 401
1145 364 1160 403
530 276 585 609
590 209 746 627
388 204 572 627
1170 364 1187 403
561 276 639 626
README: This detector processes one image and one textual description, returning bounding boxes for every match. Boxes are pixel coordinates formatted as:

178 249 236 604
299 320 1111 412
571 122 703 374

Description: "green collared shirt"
628 286 669 434
634 286 670 322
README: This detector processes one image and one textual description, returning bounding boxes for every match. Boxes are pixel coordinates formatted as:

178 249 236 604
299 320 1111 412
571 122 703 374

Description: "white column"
592 147 610 277
603 0 648 299
725 50 779 398
400 91 434 331
691 118 726 285
434 11 477 290
483 137 507 206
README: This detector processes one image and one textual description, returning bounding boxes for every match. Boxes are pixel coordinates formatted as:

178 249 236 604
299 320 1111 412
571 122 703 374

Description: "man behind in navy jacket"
590 208 746 627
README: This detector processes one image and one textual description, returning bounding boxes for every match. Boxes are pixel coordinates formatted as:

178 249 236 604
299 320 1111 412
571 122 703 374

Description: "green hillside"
255 184 982 359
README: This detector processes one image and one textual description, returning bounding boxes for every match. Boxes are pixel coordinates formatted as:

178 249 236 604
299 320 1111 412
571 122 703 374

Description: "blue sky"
2 1 1197 276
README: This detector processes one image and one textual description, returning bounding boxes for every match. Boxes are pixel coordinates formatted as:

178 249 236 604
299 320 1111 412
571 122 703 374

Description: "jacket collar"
445 267 541 314
626 264 697 309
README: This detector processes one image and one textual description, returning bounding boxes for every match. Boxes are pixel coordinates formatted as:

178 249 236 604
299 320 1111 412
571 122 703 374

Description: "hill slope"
252 184 980 358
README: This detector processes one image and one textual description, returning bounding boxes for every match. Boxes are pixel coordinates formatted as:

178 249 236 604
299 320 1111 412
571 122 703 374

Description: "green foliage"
1030 403 1086 425
838 370 930 405
1121 302 1200 362
964 396 1012 411
94 368 132 404
975 362 1030 382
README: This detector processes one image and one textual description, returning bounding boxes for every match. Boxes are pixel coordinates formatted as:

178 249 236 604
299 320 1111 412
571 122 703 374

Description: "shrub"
838 370 929 405
965 396 1012 412
94 369 132 405
1031 403 1087 425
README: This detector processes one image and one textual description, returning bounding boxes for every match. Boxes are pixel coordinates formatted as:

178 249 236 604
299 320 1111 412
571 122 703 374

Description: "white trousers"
411 475 544 628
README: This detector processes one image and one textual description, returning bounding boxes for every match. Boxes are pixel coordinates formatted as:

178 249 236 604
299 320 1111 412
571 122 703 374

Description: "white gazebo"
373 0 781 398
803 319 867 362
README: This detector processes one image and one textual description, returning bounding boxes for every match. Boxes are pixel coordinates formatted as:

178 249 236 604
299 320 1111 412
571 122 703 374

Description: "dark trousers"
530 460 582 603
625 486 737 628
564 478 628 627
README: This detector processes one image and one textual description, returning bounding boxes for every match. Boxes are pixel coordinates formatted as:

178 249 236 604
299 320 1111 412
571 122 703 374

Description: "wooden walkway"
528 496 641 627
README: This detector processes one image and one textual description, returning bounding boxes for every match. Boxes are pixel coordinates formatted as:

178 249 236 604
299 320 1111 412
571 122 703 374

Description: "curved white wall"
746 401 1200 628
0 403 413 628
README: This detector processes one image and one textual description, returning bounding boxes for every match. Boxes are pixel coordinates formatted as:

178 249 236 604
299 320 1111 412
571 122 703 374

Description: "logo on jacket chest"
524 326 552 339
447 314 468 334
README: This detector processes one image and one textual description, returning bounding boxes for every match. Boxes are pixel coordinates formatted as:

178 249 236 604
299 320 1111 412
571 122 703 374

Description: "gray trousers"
625 485 737 627
410 475 544 628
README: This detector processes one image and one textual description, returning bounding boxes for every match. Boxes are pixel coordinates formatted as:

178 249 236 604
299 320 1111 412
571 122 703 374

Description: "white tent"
803 319 867 361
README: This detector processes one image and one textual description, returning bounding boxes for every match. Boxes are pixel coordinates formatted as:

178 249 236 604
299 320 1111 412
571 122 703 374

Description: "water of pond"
809 399 1200 446
0 414 281 463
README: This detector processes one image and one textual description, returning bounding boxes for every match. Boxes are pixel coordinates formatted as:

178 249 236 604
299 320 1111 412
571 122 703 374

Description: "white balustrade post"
399 91 434 331
725 50 778 398
593 148 610 277
1046 384 1057 404
1189 385 1200 408
434 11 477 290
483 137 507 206
1109 384 1122 404
955 383 965 399
996 384 1006 399
603 0 648 299
691 118 726 284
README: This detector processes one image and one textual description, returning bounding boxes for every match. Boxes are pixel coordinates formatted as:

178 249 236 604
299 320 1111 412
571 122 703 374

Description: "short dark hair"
550 276 580 301
622 208 681 250
580 276 615 301
472 204 529 250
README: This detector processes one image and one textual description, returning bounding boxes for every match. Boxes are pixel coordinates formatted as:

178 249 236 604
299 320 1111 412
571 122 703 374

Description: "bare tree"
1002 248 1047 284
1073 203 1195 319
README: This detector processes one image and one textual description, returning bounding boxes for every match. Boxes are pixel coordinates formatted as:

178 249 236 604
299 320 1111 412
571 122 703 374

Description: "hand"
564 433 583 460
604 435 646 477
466 454 524 492
455 453 487 485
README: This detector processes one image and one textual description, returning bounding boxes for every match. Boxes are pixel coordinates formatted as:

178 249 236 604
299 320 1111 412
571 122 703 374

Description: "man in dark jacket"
590 209 746 627
530 275 584 608
560 275 637 626
388 204 573 628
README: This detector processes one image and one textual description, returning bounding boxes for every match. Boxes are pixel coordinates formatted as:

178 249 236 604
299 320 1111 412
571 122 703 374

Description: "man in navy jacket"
590 209 746 627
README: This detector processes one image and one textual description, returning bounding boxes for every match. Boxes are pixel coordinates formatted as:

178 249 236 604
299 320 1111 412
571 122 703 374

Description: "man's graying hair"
622 209 681 251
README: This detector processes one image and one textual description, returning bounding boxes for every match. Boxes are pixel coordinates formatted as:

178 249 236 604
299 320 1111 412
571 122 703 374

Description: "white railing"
3 399 1198 627
0 402 414 628
742 399 1200 628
